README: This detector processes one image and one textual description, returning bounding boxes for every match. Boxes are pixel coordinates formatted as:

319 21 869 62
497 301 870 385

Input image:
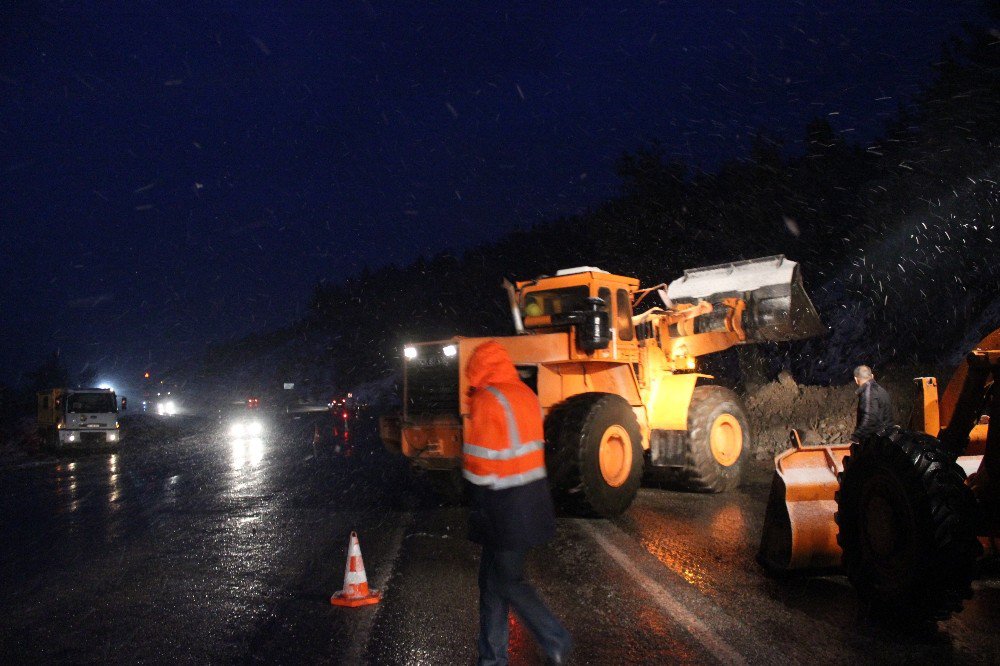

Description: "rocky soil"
744 371 918 460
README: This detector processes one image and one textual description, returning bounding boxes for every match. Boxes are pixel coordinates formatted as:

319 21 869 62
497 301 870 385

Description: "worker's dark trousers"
477 545 571 666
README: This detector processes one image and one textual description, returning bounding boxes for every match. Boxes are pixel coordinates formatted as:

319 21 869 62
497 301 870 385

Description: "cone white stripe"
344 556 367 583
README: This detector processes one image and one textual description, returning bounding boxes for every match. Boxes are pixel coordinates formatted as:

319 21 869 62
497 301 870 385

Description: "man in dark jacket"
850 365 895 443
463 341 571 666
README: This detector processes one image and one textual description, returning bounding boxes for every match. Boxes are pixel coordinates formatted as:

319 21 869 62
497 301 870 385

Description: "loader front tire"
835 430 981 623
545 393 643 518
678 385 748 492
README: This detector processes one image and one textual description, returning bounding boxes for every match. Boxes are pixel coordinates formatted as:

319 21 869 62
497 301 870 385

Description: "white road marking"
580 520 748 666
343 512 412 664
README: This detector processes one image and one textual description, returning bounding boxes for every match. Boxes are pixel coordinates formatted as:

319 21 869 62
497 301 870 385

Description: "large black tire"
835 430 981 623
671 385 748 493
545 393 643 517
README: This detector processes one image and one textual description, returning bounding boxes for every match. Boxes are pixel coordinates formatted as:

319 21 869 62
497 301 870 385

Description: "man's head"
853 365 874 386
466 340 520 390
524 297 542 318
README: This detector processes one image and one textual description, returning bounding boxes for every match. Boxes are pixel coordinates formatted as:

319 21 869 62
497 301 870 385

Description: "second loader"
759 327 1000 622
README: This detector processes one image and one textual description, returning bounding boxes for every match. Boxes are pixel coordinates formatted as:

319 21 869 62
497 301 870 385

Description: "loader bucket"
757 430 850 571
665 255 825 344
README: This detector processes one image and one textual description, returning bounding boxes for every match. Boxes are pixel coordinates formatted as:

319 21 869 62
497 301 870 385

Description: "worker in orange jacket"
463 341 572 666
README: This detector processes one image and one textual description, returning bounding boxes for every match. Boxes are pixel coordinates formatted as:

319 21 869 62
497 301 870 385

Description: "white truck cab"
37 388 122 449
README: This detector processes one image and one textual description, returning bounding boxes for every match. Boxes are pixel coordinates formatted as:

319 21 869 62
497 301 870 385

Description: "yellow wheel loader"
758 327 1000 622
380 255 823 517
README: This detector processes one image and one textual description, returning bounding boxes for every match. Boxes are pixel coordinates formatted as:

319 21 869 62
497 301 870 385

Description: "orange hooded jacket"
462 341 547 490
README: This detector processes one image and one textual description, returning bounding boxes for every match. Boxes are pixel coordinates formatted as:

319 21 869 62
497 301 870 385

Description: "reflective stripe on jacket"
463 387 547 490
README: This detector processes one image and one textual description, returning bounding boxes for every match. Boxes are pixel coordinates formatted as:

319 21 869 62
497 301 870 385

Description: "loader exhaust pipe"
666 255 825 344
503 278 525 334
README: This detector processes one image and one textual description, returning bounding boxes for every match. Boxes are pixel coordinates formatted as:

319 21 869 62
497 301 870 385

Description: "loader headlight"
442 344 457 358
404 346 418 360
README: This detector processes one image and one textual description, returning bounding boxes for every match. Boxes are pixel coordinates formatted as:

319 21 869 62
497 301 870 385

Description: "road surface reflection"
230 436 266 470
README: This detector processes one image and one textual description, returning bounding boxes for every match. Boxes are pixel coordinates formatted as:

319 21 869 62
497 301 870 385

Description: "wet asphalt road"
2 414 1000 664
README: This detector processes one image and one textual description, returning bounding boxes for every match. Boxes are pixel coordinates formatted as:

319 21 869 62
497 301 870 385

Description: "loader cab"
516 268 639 357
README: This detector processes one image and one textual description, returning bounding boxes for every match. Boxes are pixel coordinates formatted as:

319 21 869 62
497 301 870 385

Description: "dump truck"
758 326 999 621
37 387 123 450
380 255 823 517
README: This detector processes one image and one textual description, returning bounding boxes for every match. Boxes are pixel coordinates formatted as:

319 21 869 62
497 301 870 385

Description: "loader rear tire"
545 393 643 518
676 386 748 492
835 430 981 623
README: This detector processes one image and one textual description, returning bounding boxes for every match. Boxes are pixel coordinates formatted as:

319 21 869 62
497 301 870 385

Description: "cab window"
522 286 589 318
616 289 634 341
597 287 611 309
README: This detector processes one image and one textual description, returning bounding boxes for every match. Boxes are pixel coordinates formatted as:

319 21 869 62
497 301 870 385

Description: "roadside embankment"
745 372 918 460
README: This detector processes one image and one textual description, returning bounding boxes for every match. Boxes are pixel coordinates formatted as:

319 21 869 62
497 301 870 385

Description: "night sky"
0 1 986 389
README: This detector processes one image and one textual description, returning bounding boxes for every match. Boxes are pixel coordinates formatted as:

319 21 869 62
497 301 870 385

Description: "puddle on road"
229 436 266 470
622 497 757 599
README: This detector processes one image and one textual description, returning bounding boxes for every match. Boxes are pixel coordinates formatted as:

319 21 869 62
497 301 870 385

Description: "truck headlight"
404 346 418 360
248 421 263 436
231 422 246 437
442 344 457 358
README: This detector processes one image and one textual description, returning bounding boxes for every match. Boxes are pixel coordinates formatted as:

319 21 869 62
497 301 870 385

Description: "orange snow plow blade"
757 430 850 571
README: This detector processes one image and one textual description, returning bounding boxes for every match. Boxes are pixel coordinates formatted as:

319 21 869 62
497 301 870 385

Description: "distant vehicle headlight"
108 432 118 442
442 344 457 358
247 421 263 436
404 346 418 360
158 400 177 416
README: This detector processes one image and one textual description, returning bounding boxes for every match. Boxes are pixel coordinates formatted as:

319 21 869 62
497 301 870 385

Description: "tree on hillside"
25 351 68 392
205 5 998 389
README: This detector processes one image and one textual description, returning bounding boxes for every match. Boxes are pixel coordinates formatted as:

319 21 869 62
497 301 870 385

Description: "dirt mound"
744 374 915 460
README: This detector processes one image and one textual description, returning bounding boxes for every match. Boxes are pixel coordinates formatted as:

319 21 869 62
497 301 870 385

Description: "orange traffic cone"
330 531 382 607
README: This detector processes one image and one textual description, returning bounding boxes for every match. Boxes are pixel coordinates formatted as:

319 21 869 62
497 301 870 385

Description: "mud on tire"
835 430 981 623
545 393 643 517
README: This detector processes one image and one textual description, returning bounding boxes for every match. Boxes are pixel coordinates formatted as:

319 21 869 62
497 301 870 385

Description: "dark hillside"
184 12 999 399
